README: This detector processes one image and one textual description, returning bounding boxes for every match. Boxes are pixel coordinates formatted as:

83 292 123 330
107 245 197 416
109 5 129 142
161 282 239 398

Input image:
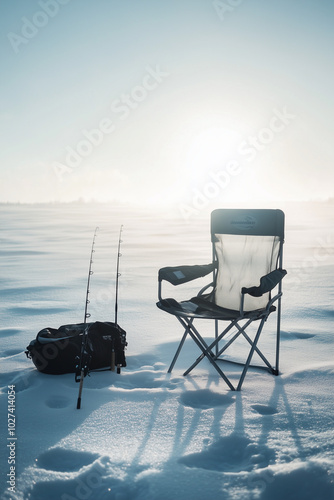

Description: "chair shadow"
169 368 315 498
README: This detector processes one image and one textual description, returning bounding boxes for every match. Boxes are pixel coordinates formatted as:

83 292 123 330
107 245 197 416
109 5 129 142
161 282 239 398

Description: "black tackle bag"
25 321 127 375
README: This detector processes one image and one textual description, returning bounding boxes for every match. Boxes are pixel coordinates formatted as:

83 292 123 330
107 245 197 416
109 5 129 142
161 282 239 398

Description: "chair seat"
157 296 275 320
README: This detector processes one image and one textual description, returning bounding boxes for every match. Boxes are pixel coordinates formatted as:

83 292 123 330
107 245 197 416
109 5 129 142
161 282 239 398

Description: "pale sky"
1 0 333 207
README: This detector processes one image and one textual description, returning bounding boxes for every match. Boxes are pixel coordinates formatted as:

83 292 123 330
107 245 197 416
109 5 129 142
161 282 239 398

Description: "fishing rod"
115 224 123 326
76 226 99 410
111 225 123 372
25 225 128 403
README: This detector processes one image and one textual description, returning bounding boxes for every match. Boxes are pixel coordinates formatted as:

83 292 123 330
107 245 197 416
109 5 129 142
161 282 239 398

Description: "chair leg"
167 312 277 391
215 319 219 357
168 330 188 373
237 323 274 372
236 317 266 390
275 296 282 375
167 317 194 373
184 315 269 390
215 318 254 358
215 317 275 374
183 326 236 390
184 320 237 374
178 319 236 390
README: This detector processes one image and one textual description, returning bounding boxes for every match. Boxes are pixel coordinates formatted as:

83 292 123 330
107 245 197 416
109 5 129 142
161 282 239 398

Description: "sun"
184 126 243 184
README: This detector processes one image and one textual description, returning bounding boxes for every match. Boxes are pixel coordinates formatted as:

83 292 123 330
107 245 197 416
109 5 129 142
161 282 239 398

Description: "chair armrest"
242 269 287 297
158 263 215 285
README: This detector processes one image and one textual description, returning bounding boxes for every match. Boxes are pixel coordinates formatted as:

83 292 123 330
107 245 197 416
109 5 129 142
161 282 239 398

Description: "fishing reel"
75 351 92 382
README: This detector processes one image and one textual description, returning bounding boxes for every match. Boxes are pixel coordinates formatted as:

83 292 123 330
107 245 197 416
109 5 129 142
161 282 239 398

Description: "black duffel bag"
25 321 127 375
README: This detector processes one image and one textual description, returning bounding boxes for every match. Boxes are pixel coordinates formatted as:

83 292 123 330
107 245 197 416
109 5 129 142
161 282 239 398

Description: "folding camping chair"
157 209 286 390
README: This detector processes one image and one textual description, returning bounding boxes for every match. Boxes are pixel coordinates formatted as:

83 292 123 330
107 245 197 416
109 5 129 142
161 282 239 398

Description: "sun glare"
184 126 243 183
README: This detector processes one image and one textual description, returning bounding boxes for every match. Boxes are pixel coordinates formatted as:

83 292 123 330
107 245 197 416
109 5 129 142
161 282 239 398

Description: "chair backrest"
211 209 285 312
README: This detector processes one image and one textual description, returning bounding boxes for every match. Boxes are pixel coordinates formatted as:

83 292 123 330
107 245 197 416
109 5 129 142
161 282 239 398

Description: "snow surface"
0 202 333 500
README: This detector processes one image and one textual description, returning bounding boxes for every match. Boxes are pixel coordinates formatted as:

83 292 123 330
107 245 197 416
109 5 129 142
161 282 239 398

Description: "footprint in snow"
251 404 279 415
35 448 100 472
179 433 275 472
45 395 72 409
0 328 21 337
281 330 315 340
112 367 167 389
292 332 315 339
180 389 234 409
